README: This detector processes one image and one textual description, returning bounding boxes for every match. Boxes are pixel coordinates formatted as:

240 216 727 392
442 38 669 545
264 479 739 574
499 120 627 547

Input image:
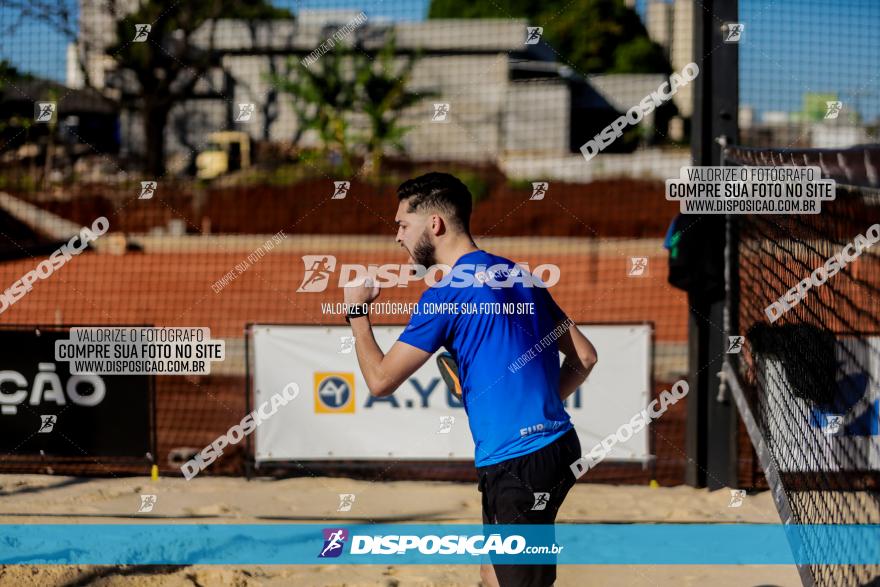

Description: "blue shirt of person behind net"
397 249 574 467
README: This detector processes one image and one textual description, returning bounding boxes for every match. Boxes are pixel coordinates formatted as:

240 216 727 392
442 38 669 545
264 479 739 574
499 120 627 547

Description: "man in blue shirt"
344 172 598 587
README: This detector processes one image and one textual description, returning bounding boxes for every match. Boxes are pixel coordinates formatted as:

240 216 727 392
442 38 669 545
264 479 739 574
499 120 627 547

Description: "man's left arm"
555 319 598 401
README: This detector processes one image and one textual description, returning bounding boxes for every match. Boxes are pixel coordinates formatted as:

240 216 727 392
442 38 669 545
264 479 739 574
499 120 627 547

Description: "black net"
725 145 880 587
0 1 694 484
723 1 880 582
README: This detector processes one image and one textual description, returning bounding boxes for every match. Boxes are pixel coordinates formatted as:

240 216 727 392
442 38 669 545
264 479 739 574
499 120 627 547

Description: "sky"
1 0 878 123
738 0 880 121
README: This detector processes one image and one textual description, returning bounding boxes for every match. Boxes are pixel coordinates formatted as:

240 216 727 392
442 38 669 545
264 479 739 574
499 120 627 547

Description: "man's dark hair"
397 172 472 234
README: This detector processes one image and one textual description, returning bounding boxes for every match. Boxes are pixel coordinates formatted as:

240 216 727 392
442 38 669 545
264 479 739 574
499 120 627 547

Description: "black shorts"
477 427 581 587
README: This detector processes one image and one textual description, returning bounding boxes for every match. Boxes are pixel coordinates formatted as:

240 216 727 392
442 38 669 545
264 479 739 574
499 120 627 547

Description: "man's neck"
436 237 479 267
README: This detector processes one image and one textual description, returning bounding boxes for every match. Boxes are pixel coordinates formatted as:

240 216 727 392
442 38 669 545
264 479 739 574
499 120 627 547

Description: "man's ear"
432 214 447 237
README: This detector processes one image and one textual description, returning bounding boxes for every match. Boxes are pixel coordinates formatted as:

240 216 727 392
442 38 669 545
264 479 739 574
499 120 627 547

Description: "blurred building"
810 123 871 149
645 0 692 139
669 0 694 118
738 105 754 129
646 0 673 58
737 108 871 148
69 7 681 169
0 77 118 155
587 73 670 137
66 0 140 91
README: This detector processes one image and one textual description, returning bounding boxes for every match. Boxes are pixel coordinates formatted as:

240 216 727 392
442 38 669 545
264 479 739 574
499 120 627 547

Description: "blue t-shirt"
397 249 574 467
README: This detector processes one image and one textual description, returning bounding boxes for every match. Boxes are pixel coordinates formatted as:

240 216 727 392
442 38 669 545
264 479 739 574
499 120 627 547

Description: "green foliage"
428 0 534 19
506 177 534 191
272 33 432 178
0 60 36 156
0 59 24 86
428 0 670 75
240 161 334 187
611 36 670 74
802 93 839 122
271 46 359 175
0 172 38 193
450 169 490 204
353 36 435 177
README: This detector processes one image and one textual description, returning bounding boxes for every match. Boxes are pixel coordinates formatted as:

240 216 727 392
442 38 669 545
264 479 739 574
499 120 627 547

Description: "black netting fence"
724 144 880 587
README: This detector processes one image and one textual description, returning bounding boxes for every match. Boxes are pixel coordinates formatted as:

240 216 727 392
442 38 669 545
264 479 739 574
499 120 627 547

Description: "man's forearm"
559 355 595 401
349 316 389 395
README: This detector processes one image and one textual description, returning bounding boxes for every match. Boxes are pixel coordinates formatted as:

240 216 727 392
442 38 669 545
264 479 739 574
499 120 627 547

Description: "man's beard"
411 228 437 267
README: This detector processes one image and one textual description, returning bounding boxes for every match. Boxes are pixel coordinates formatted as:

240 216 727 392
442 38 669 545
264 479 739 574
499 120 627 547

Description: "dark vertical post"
686 0 739 489
244 323 253 480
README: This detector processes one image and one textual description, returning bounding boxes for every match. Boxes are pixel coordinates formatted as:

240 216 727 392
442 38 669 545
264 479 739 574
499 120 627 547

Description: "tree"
428 0 535 19
0 60 39 188
272 46 360 176
1 0 291 176
353 36 429 177
105 0 291 176
273 33 431 178
612 36 670 74
428 0 670 75
0 60 27 132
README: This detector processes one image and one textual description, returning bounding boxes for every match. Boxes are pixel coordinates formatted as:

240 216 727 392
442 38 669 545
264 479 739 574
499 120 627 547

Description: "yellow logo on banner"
314 372 355 413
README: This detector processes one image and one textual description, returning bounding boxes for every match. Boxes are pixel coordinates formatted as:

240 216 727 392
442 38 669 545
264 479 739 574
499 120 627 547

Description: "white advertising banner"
251 324 652 463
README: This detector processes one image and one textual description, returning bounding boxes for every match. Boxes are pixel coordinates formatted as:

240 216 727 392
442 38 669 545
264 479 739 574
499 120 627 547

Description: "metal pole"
685 0 739 489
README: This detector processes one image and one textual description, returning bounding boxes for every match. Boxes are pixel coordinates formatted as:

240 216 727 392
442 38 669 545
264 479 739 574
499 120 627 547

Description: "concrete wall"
504 81 570 156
